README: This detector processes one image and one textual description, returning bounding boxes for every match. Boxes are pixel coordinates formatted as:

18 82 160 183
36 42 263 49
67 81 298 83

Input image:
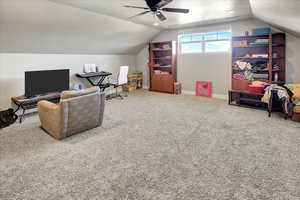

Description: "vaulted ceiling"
1 0 299 55
50 0 252 29
49 0 300 36
250 0 300 37
0 0 160 54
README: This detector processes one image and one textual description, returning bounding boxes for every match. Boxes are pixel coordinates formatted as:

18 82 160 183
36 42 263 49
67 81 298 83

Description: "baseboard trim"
212 94 228 100
182 90 195 95
182 90 228 100
138 87 228 100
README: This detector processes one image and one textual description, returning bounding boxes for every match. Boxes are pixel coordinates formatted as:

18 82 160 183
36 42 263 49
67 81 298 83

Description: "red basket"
248 85 264 94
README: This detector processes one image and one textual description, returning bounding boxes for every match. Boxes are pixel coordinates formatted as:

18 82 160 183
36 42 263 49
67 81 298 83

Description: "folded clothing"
253 74 269 79
233 74 245 80
252 81 268 86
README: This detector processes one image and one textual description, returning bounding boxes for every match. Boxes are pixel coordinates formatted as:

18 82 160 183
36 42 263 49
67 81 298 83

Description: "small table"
11 93 60 123
128 73 143 89
228 90 266 109
76 71 112 92
228 90 287 118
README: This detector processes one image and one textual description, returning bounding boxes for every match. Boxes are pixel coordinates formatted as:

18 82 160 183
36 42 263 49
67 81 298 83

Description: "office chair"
108 66 129 99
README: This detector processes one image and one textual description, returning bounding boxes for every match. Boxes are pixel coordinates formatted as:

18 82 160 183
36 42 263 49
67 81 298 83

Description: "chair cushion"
60 87 99 100
292 89 300 100
294 105 300 113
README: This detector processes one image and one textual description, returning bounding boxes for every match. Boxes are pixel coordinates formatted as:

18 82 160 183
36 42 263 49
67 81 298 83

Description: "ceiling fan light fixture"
153 22 160 26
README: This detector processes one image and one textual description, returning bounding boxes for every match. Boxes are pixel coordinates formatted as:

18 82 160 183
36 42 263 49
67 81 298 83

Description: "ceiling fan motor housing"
125 0 188 22
146 0 161 11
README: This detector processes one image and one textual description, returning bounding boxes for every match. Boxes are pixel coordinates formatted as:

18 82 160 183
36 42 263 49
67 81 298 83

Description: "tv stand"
11 92 60 123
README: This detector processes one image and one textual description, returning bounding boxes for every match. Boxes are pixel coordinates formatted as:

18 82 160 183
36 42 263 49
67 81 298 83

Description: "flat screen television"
25 69 70 97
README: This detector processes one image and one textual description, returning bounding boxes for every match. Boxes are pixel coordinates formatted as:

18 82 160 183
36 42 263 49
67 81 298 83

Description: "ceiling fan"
124 0 189 22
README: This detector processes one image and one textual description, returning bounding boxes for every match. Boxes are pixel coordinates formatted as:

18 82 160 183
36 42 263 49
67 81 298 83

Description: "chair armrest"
38 101 62 139
38 100 59 110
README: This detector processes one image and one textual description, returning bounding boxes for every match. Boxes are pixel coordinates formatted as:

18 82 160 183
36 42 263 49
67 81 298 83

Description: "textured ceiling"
49 0 252 29
49 0 300 36
0 0 160 54
250 0 300 36
1 0 300 55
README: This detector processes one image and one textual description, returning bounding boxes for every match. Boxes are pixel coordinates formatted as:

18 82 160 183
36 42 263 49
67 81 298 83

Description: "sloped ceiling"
0 0 160 54
1 0 299 55
50 0 252 29
250 0 300 37
50 0 300 37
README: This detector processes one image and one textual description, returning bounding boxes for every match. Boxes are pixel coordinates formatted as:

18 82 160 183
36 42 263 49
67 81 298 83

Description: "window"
181 42 203 53
179 30 231 54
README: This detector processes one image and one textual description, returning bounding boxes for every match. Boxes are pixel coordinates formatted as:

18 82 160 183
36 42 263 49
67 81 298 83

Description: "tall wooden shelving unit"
231 33 286 91
149 41 177 93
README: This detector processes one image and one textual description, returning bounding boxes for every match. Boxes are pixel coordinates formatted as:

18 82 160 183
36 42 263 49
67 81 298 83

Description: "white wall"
286 34 300 83
0 0 159 54
0 54 136 109
136 18 300 97
0 0 149 109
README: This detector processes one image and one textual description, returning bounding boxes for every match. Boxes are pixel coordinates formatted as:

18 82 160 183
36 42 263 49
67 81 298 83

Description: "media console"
11 92 60 123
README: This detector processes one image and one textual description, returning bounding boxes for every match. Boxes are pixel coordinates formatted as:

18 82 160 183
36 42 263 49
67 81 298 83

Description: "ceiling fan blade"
162 8 189 14
157 0 173 8
124 5 149 10
156 11 167 21
129 11 151 18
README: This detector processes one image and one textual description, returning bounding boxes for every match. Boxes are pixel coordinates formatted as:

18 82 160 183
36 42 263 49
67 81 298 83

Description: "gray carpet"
1 90 300 200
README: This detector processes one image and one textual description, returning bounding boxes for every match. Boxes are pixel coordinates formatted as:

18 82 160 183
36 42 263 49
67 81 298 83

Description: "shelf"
272 81 285 84
233 45 268 48
153 66 172 68
152 57 172 60
233 57 269 59
229 90 267 110
232 44 285 48
272 69 285 72
232 33 286 92
230 90 264 95
233 34 270 38
272 44 285 47
240 97 263 103
233 57 284 60
152 49 172 51
232 78 251 81
149 40 176 94
232 69 269 72
151 41 172 44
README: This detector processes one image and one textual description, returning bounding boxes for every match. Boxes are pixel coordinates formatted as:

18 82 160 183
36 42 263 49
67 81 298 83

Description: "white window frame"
179 30 231 54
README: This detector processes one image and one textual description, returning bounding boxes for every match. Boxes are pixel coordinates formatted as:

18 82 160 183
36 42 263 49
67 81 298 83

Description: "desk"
76 71 112 92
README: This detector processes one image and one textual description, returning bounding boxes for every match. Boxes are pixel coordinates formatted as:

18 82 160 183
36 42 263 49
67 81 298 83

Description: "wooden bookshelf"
231 33 286 91
148 41 177 93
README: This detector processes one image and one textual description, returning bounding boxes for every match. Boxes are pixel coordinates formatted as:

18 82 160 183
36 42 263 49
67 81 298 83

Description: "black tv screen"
25 69 69 97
